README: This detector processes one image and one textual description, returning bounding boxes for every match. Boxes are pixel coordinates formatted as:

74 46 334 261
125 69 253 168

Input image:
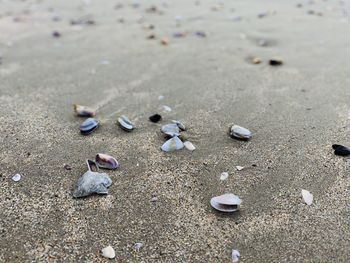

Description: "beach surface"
1 0 350 262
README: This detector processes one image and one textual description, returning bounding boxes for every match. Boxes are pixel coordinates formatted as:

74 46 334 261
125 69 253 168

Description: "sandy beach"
1 0 350 262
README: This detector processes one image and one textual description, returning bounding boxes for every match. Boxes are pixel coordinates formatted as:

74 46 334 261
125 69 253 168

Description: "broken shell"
73 104 95 117
79 118 99 135
210 193 242 212
269 58 283 66
161 123 180 137
301 189 313 205
230 125 252 140
86 159 99 172
149 113 162 123
220 172 229 181
101 245 115 259
118 115 135 131
184 141 196 151
232 249 240 263
172 120 186 131
12 173 21 182
161 136 184 152
73 171 112 198
96 153 119 170
236 166 244 171
332 144 350 156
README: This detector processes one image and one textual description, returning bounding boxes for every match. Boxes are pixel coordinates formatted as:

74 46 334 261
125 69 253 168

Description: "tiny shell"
161 37 169 45
73 104 95 117
101 245 115 259
210 193 242 212
161 136 184 152
73 171 112 198
301 189 313 205
12 173 21 182
184 141 196 151
79 118 99 135
161 123 180 137
134 242 143 252
96 153 119 170
86 159 99 172
118 115 135 131
236 166 244 171
162 105 172 112
230 125 252 140
220 172 229 181
232 249 240 263
172 120 186 131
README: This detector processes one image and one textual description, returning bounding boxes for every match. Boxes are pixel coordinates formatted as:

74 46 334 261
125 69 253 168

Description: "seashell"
161 136 184 152
232 249 240 263
73 171 112 198
118 115 135 131
301 189 313 205
230 125 252 140
73 104 95 117
210 193 242 212
184 141 196 151
12 173 21 182
236 166 244 171
161 37 169 45
96 153 119 170
149 113 162 123
161 123 180 137
332 144 350 156
134 242 143 252
79 118 99 135
172 120 186 131
220 172 229 181
86 159 99 172
101 245 115 259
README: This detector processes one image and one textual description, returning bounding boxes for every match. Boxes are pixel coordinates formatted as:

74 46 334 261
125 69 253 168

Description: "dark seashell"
332 144 350 156
86 159 99 172
161 123 180 137
210 193 242 213
269 58 283 66
80 118 99 135
96 153 119 170
230 125 252 140
72 171 112 198
161 136 184 152
149 114 162 123
73 104 95 117
118 115 135 131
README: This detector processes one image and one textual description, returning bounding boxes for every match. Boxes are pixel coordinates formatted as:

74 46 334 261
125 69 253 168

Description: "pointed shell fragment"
230 125 252 140
184 141 195 151
301 189 313 205
73 171 112 198
79 118 99 135
161 123 180 137
101 245 115 259
210 193 242 212
161 136 184 152
118 115 135 131
73 104 95 117
96 153 119 170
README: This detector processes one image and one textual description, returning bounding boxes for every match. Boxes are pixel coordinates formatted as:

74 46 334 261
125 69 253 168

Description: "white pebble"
12 173 21 182
162 105 172 112
184 141 196 151
220 172 229 181
101 245 115 259
236 166 244 171
301 189 313 205
232 249 240 262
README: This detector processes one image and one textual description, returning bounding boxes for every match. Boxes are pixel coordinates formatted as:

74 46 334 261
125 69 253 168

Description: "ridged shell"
230 125 252 140
210 193 242 212
161 123 180 137
73 104 95 117
96 153 119 170
161 136 184 152
118 115 135 131
72 171 112 198
80 118 99 135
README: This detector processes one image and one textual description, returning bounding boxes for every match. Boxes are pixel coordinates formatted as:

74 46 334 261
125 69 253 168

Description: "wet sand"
1 0 350 262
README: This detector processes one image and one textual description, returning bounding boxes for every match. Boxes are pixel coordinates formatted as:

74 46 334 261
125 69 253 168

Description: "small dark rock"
64 164 72 170
52 31 61 38
332 144 350 156
269 58 283 66
149 114 162 123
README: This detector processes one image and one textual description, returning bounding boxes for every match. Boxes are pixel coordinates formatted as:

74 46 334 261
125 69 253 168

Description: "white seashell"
134 242 143 252
231 249 240 263
230 125 252 140
12 173 21 182
184 141 196 151
162 105 172 112
101 245 115 259
220 172 229 181
210 193 242 212
236 166 244 171
161 136 184 152
301 189 313 205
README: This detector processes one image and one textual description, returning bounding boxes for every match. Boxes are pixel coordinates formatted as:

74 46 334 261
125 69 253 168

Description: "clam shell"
230 125 252 140
184 141 196 151
161 136 184 152
96 153 119 170
332 144 350 156
73 104 95 117
86 159 99 172
172 120 186 131
73 171 112 198
80 118 99 135
161 123 180 137
210 193 242 212
118 115 135 131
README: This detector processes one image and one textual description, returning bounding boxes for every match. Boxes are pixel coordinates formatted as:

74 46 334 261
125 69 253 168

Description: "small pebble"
52 31 61 38
101 245 115 259
134 242 143 252
184 141 196 151
269 58 283 66
220 172 229 181
149 114 162 123
12 173 21 182
236 166 244 171
161 37 169 45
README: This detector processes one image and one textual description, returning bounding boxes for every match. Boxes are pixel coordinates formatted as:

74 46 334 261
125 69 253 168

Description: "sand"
0 0 350 262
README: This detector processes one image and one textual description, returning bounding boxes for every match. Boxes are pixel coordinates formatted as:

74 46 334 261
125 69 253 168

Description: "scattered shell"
96 153 119 170
12 173 21 182
301 189 313 205
252 57 262 64
232 249 240 263
149 114 162 123
73 171 112 198
161 136 184 152
269 58 283 66
236 166 244 171
184 141 196 151
64 164 72 170
162 105 172 112
86 159 99 172
173 32 187 38
118 115 135 131
161 123 180 137
220 172 229 181
73 104 95 117
134 243 143 252
332 144 350 156
101 245 115 259
79 118 99 135
172 120 186 131
161 37 169 45
210 193 242 212
230 125 252 140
